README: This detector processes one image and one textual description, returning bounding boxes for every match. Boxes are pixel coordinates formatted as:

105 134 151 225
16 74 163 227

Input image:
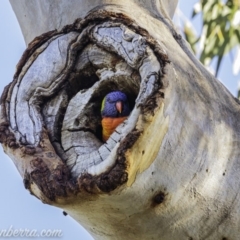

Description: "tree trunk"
2 0 240 239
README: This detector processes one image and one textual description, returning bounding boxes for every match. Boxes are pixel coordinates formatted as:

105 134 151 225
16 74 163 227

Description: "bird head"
101 91 131 118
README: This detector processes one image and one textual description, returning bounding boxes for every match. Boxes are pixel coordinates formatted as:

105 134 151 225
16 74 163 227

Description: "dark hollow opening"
67 67 140 142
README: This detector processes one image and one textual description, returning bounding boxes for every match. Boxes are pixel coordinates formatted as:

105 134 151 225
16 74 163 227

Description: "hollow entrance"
64 44 141 143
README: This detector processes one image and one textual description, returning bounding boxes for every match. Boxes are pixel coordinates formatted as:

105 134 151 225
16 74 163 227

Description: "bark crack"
0 10 168 200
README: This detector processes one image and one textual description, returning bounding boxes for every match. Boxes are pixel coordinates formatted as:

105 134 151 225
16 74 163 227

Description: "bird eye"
107 98 114 103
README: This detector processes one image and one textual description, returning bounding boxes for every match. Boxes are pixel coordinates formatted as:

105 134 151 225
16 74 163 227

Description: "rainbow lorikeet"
101 91 131 142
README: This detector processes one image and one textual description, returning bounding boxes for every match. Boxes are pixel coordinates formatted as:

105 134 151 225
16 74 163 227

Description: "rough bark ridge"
2 1 240 239
1 10 168 197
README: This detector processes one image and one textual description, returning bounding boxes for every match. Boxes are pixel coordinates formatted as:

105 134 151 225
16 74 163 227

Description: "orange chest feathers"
101 117 127 142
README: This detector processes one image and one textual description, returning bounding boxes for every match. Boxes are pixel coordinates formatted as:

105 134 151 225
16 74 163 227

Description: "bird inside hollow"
101 91 131 142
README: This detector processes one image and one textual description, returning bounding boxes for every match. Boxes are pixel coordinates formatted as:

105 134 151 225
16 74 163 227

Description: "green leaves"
184 0 240 77
183 22 198 54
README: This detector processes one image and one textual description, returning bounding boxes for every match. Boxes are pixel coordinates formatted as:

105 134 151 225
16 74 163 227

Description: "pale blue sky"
0 1 239 240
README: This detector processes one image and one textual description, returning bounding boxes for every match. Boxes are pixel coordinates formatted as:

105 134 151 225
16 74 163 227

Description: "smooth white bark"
9 0 178 44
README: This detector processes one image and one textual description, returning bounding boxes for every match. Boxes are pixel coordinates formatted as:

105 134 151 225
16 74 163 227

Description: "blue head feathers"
101 91 131 118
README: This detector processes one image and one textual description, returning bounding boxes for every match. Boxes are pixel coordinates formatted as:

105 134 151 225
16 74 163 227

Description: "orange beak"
116 101 123 113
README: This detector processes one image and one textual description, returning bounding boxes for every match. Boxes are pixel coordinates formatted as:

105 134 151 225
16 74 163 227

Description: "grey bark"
1 0 240 239
10 0 178 45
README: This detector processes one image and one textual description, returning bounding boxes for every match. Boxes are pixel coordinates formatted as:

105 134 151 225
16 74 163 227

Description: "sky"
0 1 239 240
